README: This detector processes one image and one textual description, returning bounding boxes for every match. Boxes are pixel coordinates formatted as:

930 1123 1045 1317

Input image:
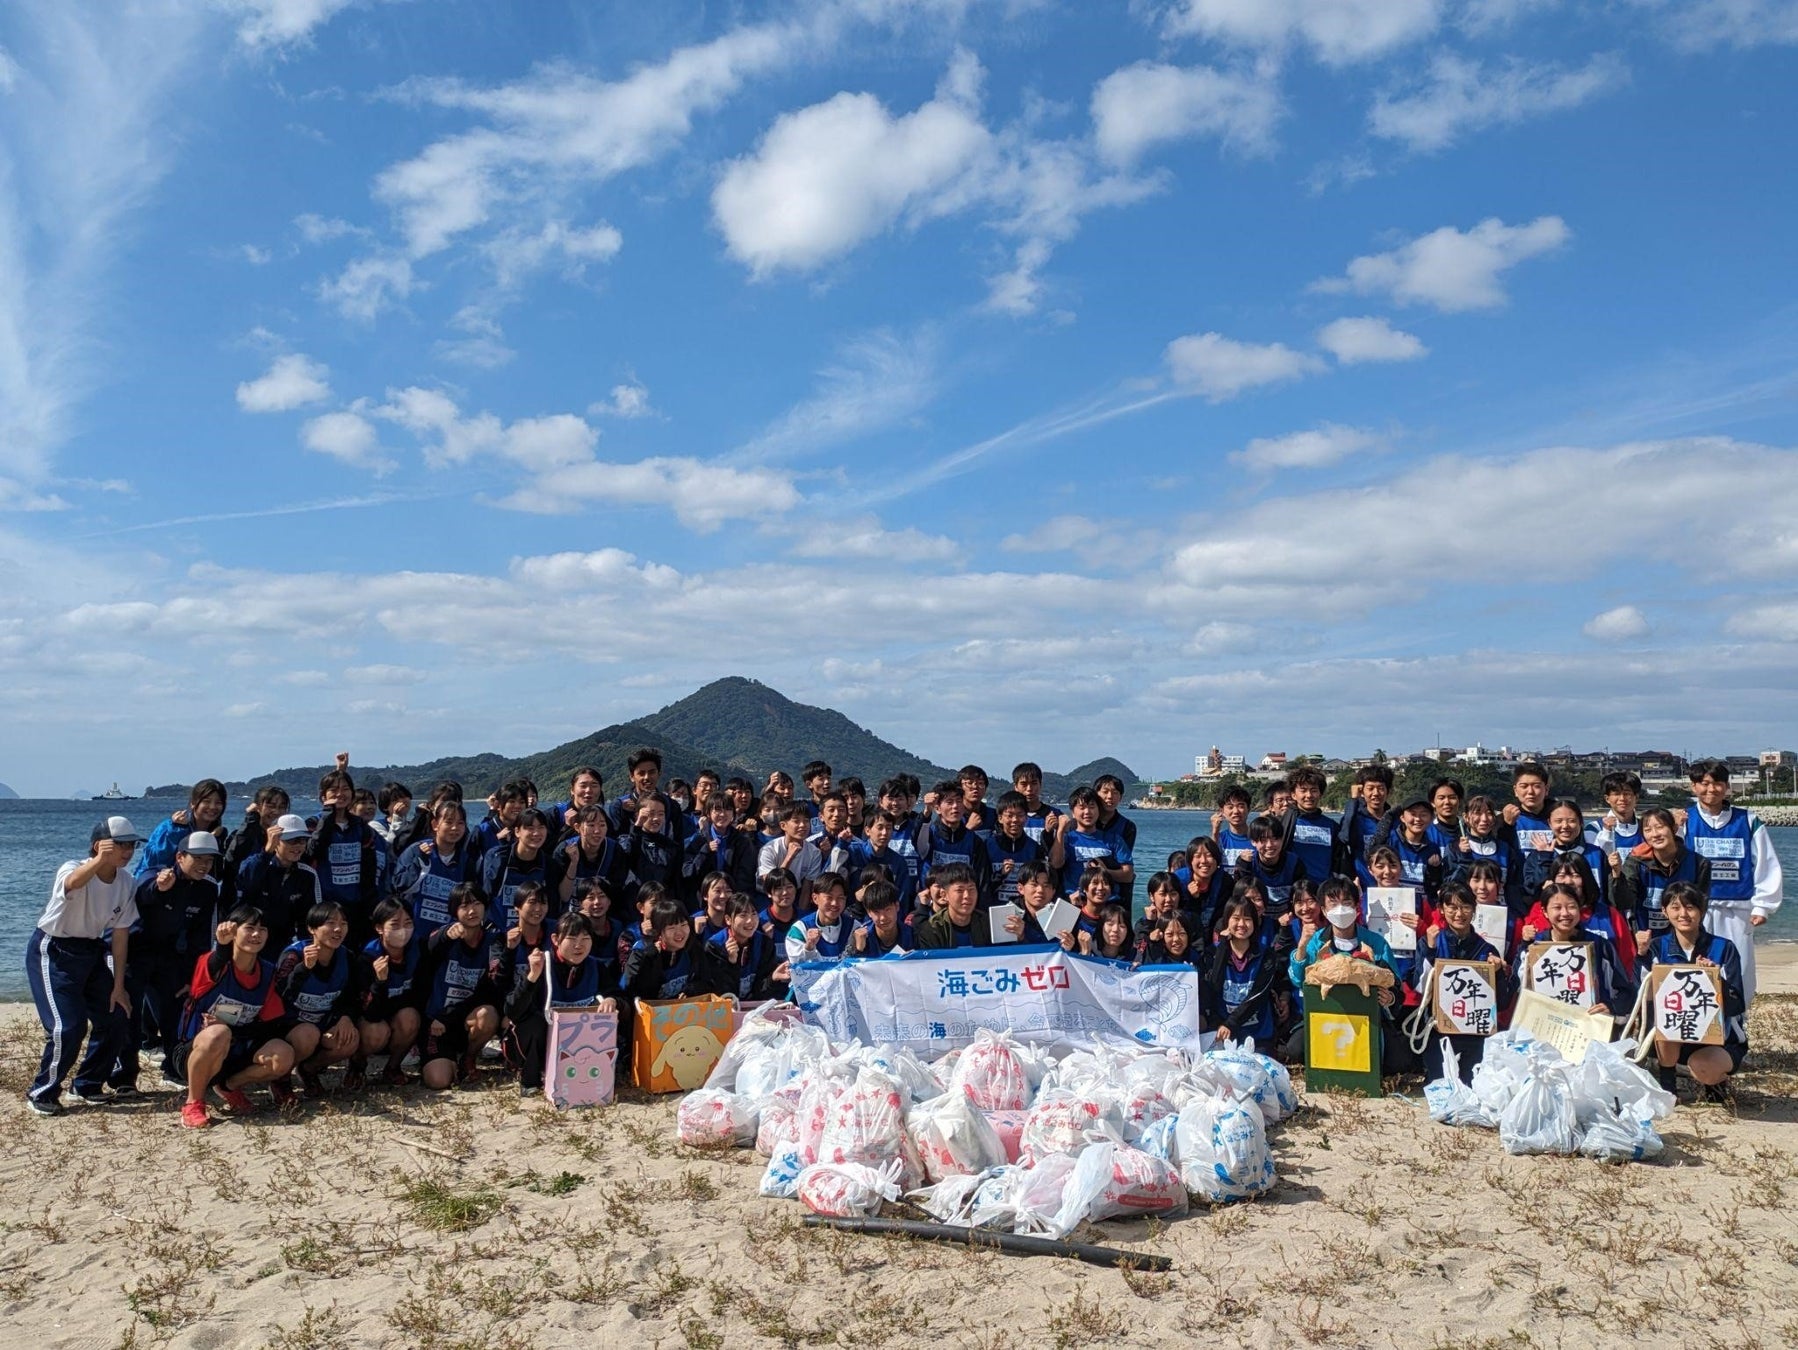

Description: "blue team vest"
180 957 278 1041
1631 848 1702 934
795 913 855 959
362 936 423 1002
887 815 923 882
280 940 351 1025
406 842 478 930
1459 835 1509 885
1289 813 1335 880
1392 834 1435 887
1686 808 1755 902
1218 827 1254 870
1247 853 1300 907
1061 831 1119 897
986 835 1037 905
707 929 770 999
487 851 548 931
428 935 490 1017
547 956 602 1007
925 823 978 871
1221 951 1274 1040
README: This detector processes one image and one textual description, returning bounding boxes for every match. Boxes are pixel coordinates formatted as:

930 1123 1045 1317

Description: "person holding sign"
1648 883 1746 1099
1288 878 1410 1071
1516 884 1631 1015
1415 882 1516 1082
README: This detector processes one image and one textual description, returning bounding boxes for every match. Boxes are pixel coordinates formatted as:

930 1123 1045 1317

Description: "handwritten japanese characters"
1649 963 1725 1046
1524 942 1595 1009
1432 959 1500 1037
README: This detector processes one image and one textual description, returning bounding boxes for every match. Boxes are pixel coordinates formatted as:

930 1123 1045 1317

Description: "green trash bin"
1304 982 1385 1098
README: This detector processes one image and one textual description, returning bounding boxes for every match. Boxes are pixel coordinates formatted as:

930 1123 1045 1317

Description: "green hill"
637 677 953 787
151 678 1140 805
1042 757 1142 802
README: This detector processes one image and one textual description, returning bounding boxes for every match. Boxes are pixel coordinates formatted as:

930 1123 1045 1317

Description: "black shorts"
1676 1040 1746 1073
423 1015 476 1065
171 1024 287 1089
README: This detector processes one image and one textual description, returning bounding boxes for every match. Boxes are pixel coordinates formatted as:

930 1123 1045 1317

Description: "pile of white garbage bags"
681 1008 1296 1238
1422 1029 1675 1161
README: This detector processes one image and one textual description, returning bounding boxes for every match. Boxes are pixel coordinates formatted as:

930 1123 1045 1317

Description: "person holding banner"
1649 883 1746 1100
1414 882 1516 1083
913 865 993 949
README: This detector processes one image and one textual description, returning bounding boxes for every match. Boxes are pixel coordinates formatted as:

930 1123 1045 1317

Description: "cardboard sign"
1432 959 1500 1037
1523 941 1596 1009
631 995 737 1093
1304 983 1383 1097
1511 987 1613 1064
545 1007 618 1110
1472 904 1510 952
1365 888 1419 952
1649 964 1725 1046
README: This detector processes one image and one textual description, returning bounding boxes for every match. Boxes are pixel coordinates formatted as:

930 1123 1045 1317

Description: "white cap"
275 813 311 841
180 831 222 857
92 816 142 845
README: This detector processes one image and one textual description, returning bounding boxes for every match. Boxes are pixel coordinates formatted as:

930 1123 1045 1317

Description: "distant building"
1259 752 1287 772
1195 747 1246 778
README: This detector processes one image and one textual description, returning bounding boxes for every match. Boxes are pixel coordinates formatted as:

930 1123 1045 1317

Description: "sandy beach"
1 952 1796 1349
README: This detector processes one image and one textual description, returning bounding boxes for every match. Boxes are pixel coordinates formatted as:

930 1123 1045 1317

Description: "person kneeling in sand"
1651 882 1748 1103
419 884 502 1090
173 908 298 1129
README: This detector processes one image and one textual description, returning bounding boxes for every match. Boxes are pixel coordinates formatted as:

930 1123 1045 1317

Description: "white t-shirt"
39 861 140 940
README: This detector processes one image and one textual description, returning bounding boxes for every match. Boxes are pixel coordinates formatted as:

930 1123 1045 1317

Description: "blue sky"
3 0 1798 796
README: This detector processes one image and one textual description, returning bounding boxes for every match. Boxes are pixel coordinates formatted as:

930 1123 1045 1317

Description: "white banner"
789 945 1203 1053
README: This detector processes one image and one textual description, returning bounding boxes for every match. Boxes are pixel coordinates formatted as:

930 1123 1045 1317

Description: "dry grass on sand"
0 998 1795 1350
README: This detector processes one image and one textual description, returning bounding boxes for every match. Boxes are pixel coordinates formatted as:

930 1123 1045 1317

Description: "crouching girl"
173 907 297 1129
274 901 364 1097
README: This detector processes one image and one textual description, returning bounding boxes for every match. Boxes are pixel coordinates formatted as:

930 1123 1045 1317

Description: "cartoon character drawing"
548 1010 617 1108
650 1021 724 1090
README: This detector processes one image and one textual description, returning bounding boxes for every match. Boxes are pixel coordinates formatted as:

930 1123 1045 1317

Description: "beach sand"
2 953 1797 1349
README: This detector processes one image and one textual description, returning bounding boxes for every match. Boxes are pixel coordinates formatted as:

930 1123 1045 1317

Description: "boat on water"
92 782 136 801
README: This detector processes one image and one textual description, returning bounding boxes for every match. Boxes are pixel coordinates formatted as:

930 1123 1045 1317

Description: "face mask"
1325 905 1357 929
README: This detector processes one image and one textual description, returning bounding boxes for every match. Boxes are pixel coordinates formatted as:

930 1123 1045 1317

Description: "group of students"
21 750 1780 1123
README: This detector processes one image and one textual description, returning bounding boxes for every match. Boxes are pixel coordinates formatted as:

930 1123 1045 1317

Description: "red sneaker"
180 1100 212 1129
214 1086 255 1115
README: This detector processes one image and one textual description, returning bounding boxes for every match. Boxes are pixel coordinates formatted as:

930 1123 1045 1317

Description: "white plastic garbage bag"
1046 1142 1188 1238
676 1088 758 1148
796 1159 902 1218
950 1030 1031 1112
908 1089 1007 1182
1174 1092 1275 1202
1497 1072 1577 1155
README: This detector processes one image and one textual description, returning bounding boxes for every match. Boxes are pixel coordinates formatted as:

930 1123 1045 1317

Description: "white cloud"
483 219 622 289
1231 423 1380 470
1369 52 1627 153
1459 0 1567 33
737 329 936 461
1186 621 1270 654
1001 515 1105 553
317 253 415 321
1164 332 1325 400
788 515 959 562
344 663 427 684
223 700 267 718
1582 605 1650 641
1633 0 1798 51
300 410 395 474
1724 601 1798 641
223 0 357 50
434 308 515 369
236 353 332 413
590 380 653 419
1316 315 1428 364
372 21 797 263
0 5 209 489
0 45 19 92
1313 215 1570 311
713 55 992 276
294 213 371 244
1090 60 1283 164
498 458 799 531
1163 0 1443 64
1163 438 1798 616
239 244 272 265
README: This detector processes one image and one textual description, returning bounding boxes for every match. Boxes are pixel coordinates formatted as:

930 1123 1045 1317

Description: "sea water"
1 798 1795 999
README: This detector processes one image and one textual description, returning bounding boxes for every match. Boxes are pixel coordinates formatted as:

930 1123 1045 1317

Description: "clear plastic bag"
1203 1042 1290 1123
908 1169 996 1224
759 1143 806 1198
1002 1154 1082 1235
1174 1092 1275 1202
982 1109 1028 1164
796 1159 902 1218
676 1088 759 1148
1047 1142 1188 1238
950 1029 1031 1112
1104 1080 1176 1144
1497 1071 1577 1155
1423 1043 1498 1129
1571 1039 1675 1126
819 1068 908 1169
755 1095 797 1158
908 1089 1006 1182
1577 1106 1664 1163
